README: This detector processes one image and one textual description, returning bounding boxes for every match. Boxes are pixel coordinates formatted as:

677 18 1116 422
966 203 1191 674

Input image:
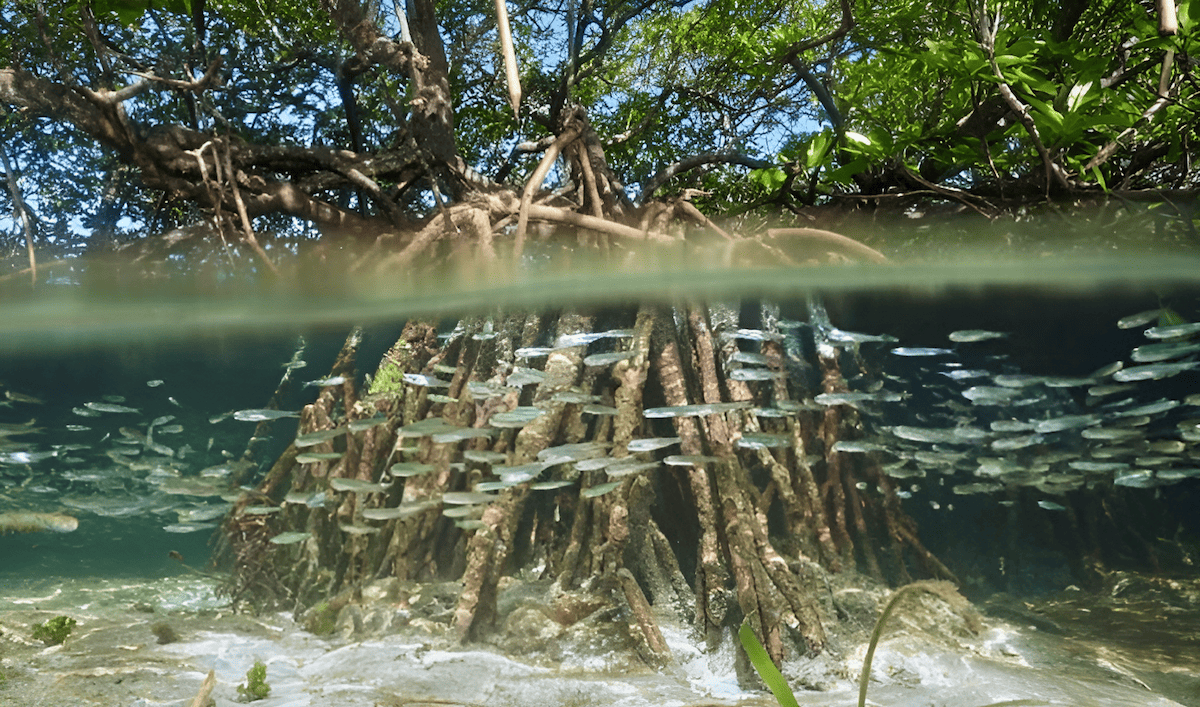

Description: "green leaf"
1090 165 1108 193
805 132 833 170
1066 81 1093 113
1025 95 1063 130
738 623 799 707
1160 307 1188 327
825 156 870 185
845 131 872 146
749 167 787 192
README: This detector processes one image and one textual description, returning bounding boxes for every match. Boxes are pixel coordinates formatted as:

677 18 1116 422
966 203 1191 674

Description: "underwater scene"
1 257 1200 707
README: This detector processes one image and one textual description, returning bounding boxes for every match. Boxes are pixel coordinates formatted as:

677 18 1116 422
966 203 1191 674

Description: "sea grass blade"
738 622 799 707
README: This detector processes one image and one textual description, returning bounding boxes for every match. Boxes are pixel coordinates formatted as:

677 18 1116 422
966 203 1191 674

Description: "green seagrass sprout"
31 615 76 646
237 660 270 701
739 581 1034 707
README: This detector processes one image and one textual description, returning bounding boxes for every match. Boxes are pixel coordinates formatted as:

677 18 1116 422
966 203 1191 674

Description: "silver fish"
891 347 953 357
1117 309 1162 329
84 401 140 414
1144 322 1200 339
949 330 1007 343
305 376 347 387
962 386 1020 404
232 409 299 422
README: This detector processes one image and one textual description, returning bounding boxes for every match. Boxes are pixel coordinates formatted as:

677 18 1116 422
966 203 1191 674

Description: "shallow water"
3 253 1200 705
0 574 1196 706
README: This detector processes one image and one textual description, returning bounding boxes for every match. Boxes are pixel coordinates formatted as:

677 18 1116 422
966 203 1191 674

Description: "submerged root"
225 300 955 675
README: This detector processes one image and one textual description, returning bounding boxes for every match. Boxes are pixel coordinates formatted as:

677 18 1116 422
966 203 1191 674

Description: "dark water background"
0 323 405 582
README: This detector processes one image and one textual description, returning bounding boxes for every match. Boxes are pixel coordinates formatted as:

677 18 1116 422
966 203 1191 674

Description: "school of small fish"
0 369 313 534
3 302 1199 541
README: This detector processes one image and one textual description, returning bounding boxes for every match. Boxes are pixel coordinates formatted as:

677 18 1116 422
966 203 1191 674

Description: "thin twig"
220 139 279 276
975 1 1069 195
0 142 37 285
897 163 998 218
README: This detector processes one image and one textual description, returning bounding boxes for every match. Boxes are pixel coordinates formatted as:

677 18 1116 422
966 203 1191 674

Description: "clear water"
2 251 1200 706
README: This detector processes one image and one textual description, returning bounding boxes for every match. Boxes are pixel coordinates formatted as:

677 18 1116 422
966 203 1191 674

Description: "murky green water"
3 253 1200 706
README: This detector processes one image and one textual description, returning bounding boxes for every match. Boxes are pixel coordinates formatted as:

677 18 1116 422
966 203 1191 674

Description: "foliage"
30 615 76 645
1 0 1197 267
237 659 270 701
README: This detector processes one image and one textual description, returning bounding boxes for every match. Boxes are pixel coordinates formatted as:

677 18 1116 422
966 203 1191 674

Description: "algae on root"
31 616 76 646
237 659 270 701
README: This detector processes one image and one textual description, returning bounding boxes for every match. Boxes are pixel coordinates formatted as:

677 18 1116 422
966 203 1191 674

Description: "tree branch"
640 152 772 204
127 57 224 93
0 141 37 285
778 0 853 64
975 3 1069 195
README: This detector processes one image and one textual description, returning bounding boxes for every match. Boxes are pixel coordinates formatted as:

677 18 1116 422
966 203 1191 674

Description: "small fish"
328 477 388 494
168 397 182 407
643 402 750 418
1034 414 1101 433
269 531 311 545
814 391 903 407
489 407 545 428
832 440 889 453
304 376 347 388
297 451 345 464
5 391 43 404
962 386 1020 404
827 329 898 344
580 481 622 498
627 437 681 453
938 369 990 381
146 379 164 387
0 512 78 533
402 374 449 388
1091 361 1124 378
991 434 1044 451
84 401 140 414
442 491 499 505
232 409 300 422
1144 322 1200 339
555 330 633 347
1117 308 1163 329
731 368 778 381
730 352 772 365
992 374 1043 388
720 329 782 342
514 346 558 359
891 347 953 357
1037 500 1067 511
954 482 1003 495
1112 361 1199 382
1131 340 1200 363
1110 399 1180 417
949 330 1007 343
583 352 635 367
